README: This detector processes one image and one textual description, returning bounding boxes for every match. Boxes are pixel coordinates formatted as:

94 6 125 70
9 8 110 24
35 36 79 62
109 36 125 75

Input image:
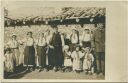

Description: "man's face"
27 33 32 37
41 33 44 37
84 29 89 34
72 30 76 33
12 36 16 40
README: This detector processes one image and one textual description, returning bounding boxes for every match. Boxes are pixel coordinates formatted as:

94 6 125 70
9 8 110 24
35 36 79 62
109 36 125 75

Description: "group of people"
4 23 105 76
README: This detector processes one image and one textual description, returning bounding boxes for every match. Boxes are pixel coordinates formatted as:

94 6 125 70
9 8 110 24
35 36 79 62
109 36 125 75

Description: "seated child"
63 45 72 72
4 48 14 73
71 45 84 73
83 47 94 74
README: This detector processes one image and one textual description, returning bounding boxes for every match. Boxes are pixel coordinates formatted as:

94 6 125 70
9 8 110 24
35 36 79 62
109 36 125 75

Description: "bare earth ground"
10 69 104 80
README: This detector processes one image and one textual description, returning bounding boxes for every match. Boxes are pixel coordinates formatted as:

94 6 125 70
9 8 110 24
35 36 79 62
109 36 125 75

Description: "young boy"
83 47 94 74
63 45 72 72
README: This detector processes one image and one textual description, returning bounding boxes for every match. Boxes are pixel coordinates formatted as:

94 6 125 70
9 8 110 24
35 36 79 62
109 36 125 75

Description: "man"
50 26 63 71
92 23 105 75
6 34 20 70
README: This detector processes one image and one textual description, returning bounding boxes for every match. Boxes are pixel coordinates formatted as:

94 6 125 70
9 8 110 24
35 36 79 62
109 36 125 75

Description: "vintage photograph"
3 1 105 79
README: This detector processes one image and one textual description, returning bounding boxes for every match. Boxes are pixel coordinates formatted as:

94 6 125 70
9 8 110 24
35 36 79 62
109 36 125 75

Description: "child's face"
76 47 80 51
6 51 10 54
65 49 68 51
86 48 90 52
27 33 32 37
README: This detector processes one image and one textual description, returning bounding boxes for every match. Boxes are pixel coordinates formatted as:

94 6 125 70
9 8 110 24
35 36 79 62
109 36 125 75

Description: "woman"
36 32 47 72
7 34 20 67
23 31 35 71
80 29 92 48
70 29 79 52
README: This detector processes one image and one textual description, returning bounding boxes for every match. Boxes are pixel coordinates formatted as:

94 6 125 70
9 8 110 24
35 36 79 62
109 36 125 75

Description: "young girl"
4 48 14 73
36 32 47 72
23 31 35 71
80 29 92 48
63 45 72 72
71 46 84 73
83 47 94 74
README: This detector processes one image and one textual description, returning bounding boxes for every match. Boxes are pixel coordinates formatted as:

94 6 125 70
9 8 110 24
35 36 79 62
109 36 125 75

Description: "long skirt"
11 48 20 66
24 46 35 66
47 47 54 66
37 46 46 67
82 41 91 48
53 45 63 67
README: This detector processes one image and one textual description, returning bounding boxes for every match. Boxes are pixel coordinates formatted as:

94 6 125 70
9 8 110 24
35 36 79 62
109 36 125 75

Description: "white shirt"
82 33 91 42
46 35 52 45
61 35 65 46
71 51 84 59
25 37 34 46
7 39 19 48
70 34 78 44
36 37 46 46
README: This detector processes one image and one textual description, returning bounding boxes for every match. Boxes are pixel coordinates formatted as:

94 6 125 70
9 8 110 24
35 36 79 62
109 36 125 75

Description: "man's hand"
49 45 54 49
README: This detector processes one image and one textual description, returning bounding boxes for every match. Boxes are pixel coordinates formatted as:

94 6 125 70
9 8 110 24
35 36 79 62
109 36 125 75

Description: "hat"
12 33 17 37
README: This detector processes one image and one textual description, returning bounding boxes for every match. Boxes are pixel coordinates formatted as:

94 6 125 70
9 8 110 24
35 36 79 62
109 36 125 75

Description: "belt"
11 47 18 49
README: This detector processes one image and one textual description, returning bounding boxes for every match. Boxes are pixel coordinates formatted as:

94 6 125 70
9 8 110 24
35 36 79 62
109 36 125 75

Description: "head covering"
12 33 17 37
64 45 69 50
27 31 32 35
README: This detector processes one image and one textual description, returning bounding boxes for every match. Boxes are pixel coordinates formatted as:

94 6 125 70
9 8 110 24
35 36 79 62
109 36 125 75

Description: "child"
36 32 47 72
71 45 84 73
4 48 14 73
63 45 72 72
83 47 94 74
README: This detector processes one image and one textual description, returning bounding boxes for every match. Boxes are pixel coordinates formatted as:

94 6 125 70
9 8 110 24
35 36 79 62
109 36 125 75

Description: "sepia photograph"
3 1 106 80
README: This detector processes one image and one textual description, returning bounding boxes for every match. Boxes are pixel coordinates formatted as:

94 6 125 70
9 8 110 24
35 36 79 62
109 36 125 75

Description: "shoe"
30 68 33 72
39 69 42 72
99 73 103 76
96 71 100 75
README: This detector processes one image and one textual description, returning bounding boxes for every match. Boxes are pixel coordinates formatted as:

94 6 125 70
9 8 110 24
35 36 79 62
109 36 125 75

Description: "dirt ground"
8 69 105 80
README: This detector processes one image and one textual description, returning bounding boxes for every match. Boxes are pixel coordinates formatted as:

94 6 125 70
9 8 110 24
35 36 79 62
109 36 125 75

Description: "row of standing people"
4 24 105 75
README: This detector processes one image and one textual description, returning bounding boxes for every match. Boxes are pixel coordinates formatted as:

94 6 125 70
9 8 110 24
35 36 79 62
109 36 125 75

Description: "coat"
92 29 105 52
